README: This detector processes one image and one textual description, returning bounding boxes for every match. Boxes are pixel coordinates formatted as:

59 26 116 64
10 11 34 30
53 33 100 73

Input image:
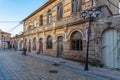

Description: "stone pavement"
25 51 120 80
0 64 12 80
0 49 108 80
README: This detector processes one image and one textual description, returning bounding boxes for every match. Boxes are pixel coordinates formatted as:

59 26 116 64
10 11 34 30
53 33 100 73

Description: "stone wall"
20 0 120 65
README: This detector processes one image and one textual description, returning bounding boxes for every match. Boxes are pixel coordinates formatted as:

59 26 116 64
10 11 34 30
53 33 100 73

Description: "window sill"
71 12 80 16
57 18 63 21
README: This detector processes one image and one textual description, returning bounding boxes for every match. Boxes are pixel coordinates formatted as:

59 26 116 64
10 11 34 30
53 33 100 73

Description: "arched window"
47 36 52 49
71 31 83 51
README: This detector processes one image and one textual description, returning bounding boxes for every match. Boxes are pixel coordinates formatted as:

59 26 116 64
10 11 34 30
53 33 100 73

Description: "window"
71 0 80 13
28 22 33 30
47 36 52 49
47 10 52 24
34 19 37 27
39 15 43 26
71 31 83 51
57 2 63 20
93 0 97 7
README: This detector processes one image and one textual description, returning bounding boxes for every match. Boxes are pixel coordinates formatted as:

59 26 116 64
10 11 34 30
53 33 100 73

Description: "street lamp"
81 7 101 71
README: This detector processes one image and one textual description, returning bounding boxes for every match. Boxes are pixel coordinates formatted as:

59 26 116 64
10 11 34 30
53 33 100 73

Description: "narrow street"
0 50 108 80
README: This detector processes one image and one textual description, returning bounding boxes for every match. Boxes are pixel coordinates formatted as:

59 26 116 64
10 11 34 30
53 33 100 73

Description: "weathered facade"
95 15 120 68
19 0 120 68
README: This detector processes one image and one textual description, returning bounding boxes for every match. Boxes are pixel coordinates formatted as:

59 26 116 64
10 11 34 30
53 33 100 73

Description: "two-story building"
0 30 11 49
20 0 120 68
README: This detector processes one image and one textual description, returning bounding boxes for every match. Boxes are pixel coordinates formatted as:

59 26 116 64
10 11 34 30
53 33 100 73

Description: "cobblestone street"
0 50 109 80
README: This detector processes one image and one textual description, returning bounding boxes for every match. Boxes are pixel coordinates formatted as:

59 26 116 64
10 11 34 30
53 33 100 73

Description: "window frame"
33 19 37 27
71 31 83 51
57 2 63 20
47 9 52 24
39 15 43 26
71 0 81 13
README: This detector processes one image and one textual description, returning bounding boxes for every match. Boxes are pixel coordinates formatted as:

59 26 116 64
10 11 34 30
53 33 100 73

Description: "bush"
90 63 98 67
99 63 104 68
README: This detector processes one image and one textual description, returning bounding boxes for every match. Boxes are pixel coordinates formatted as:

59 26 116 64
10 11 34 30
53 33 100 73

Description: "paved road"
0 50 108 80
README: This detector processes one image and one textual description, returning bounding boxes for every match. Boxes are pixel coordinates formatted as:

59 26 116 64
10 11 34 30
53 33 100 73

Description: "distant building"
0 30 11 49
11 32 24 50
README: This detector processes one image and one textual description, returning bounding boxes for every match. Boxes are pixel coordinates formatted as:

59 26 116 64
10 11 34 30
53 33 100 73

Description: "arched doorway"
46 36 52 49
102 29 120 68
32 38 36 51
14 40 18 50
39 38 43 54
24 39 27 49
57 36 63 57
20 40 23 49
28 39 31 52
7 41 10 49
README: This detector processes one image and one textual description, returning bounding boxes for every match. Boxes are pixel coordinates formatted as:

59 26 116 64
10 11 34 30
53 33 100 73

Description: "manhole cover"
52 63 60 66
49 70 58 73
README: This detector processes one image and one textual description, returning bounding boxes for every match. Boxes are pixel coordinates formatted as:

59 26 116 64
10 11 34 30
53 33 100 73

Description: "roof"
23 0 55 22
0 30 11 35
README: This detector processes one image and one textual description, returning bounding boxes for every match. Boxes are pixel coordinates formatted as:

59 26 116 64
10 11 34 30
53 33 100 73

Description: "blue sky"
0 0 48 36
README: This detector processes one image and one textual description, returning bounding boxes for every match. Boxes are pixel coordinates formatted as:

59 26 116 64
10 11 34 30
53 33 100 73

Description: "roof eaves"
23 0 55 22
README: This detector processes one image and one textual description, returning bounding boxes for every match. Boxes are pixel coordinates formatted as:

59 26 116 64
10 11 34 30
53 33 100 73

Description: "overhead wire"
7 21 23 32
0 20 23 32
0 21 21 23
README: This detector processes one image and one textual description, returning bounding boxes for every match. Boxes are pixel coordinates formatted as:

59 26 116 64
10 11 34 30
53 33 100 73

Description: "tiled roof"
0 30 11 35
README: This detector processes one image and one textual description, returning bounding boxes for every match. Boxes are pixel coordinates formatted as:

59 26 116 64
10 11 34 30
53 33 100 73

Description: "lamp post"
81 8 101 71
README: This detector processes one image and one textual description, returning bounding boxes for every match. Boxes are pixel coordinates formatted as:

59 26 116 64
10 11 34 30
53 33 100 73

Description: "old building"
20 0 120 68
11 32 24 50
0 30 11 49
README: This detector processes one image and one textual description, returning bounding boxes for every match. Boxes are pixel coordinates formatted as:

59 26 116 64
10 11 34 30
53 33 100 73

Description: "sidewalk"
25 52 120 80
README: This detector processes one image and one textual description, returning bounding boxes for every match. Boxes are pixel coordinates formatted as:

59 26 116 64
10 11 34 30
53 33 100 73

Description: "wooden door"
57 36 63 57
102 29 120 68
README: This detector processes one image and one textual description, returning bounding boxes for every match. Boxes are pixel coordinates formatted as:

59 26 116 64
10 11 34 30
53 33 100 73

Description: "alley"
0 50 108 80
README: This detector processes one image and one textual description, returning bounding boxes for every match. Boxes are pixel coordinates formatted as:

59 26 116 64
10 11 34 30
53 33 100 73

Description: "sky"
0 0 48 36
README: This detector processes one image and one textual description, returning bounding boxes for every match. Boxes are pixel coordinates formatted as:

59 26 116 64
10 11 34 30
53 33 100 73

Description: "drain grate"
49 70 58 73
52 63 60 66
